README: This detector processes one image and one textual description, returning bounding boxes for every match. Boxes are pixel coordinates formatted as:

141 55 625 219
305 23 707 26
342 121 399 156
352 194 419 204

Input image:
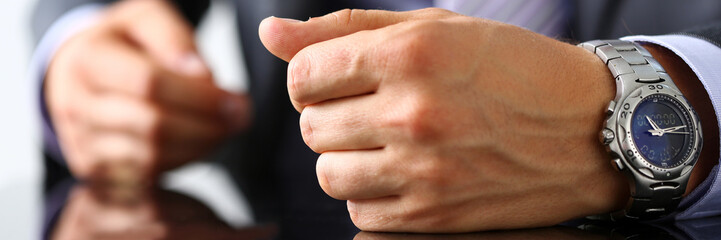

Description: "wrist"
641 43 719 195
572 45 629 215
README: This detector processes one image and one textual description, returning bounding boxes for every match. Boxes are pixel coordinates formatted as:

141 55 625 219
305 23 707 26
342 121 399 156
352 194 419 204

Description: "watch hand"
663 125 690 135
648 129 665 136
664 131 690 135
647 125 688 137
659 125 686 133
646 116 661 130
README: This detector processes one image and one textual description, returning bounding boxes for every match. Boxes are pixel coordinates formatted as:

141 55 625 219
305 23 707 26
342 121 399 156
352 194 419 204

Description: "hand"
259 8 628 232
354 226 609 240
51 185 275 240
46 0 250 181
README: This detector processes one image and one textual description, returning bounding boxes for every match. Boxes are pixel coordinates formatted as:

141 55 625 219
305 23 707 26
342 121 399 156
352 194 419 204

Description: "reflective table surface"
16 162 721 240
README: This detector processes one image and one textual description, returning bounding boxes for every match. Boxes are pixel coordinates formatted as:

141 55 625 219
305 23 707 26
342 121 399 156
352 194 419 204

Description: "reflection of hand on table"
46 0 251 182
354 226 610 240
259 8 628 232
51 184 275 240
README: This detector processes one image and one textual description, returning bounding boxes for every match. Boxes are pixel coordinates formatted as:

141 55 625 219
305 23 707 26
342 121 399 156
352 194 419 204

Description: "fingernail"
277 17 303 23
176 53 208 77
221 95 251 132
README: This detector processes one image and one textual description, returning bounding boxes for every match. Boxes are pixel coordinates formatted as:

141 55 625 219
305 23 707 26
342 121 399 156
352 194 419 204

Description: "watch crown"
601 128 615 145
612 158 625 171
606 100 616 117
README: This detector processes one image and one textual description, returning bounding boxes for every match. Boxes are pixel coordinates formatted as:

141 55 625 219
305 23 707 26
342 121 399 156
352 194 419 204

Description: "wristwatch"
579 40 703 220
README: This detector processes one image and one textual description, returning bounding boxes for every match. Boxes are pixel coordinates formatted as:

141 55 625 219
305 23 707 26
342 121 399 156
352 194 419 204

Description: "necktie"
434 0 571 38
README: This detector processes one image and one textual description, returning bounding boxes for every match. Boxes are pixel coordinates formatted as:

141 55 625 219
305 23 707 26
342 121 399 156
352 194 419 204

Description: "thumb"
112 0 211 78
258 8 456 62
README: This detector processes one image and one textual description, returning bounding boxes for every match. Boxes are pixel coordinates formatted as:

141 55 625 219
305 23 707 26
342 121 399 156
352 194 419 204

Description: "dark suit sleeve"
683 22 721 49
31 0 210 44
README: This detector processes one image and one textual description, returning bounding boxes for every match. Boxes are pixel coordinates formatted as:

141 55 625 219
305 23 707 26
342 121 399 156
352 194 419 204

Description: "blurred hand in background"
45 0 250 181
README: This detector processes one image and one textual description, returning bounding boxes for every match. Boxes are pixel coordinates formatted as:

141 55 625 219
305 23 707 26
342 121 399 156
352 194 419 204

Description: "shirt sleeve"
28 4 105 163
620 34 721 220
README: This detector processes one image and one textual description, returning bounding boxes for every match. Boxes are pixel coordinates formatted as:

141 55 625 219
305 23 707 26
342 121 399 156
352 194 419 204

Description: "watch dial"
631 94 695 168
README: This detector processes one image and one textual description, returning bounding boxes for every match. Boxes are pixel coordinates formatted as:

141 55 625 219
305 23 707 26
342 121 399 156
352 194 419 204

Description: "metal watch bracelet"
579 40 694 220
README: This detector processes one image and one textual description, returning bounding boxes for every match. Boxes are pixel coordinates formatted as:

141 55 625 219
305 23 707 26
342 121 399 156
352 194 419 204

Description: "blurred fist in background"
45 0 250 181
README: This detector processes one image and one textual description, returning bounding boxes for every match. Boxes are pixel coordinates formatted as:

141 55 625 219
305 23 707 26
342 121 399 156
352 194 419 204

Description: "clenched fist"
46 0 250 181
260 8 629 232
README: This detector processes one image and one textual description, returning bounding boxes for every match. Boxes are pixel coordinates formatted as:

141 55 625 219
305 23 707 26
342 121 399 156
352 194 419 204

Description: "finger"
80 94 228 147
84 131 153 180
110 0 210 77
157 83 251 133
83 129 220 179
347 197 408 232
300 95 386 153
79 39 251 130
159 108 227 148
259 8 457 61
316 149 406 200
285 30 383 111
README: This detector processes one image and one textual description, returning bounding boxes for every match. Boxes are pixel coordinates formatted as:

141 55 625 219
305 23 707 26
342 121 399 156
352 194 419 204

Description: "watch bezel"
613 84 702 181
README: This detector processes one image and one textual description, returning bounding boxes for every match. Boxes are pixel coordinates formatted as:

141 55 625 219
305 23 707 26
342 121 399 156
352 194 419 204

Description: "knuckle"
142 144 160 167
347 202 366 228
130 64 160 99
388 22 446 74
316 154 357 200
315 154 336 197
343 48 367 85
330 9 352 23
327 8 361 26
141 107 164 147
410 156 449 187
405 108 434 141
46 79 78 125
53 102 76 124
299 109 319 152
287 53 312 106
349 213 373 231
67 154 95 179
132 138 160 174
386 97 440 142
348 203 386 232
419 7 456 18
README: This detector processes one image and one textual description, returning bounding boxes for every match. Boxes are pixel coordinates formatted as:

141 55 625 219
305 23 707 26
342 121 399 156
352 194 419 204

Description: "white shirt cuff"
29 4 106 82
29 4 105 161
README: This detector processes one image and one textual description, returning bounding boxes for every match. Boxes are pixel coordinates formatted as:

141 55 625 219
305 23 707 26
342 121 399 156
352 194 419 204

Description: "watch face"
631 94 696 168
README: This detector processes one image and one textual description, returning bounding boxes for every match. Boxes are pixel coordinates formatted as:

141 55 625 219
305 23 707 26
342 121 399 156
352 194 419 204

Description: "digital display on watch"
631 94 695 168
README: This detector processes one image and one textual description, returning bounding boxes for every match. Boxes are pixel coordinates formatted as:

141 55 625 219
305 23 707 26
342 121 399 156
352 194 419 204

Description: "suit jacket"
32 0 721 238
